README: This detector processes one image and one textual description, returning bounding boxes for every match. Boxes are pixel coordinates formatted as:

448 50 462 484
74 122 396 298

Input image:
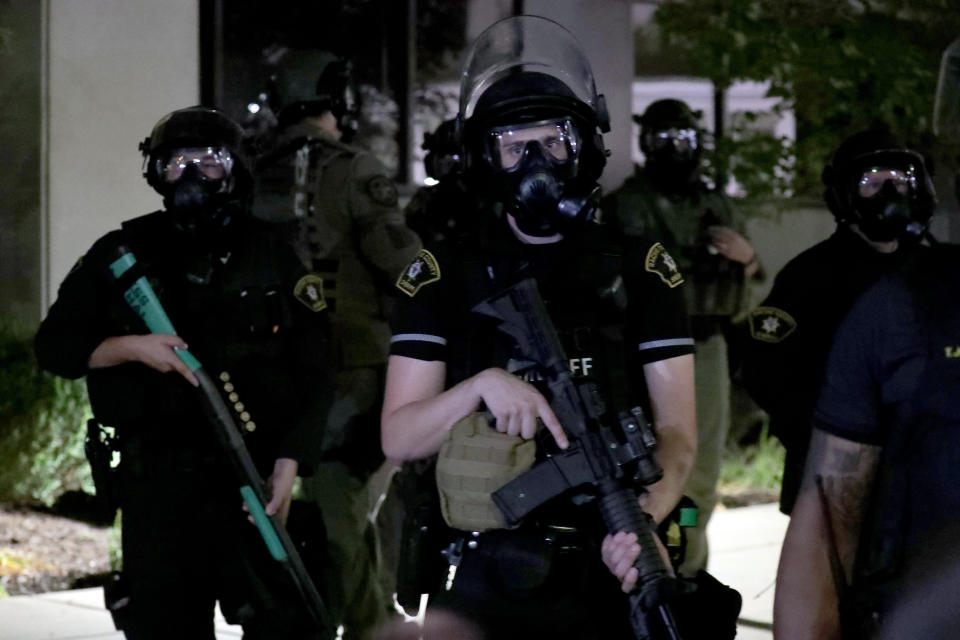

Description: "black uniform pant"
117 454 325 640
428 529 635 640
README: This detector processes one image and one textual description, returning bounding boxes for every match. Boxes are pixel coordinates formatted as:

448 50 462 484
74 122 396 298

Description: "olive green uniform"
255 123 422 639
602 169 762 575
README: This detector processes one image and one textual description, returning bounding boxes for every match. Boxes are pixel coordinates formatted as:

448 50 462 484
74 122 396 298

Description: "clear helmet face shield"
459 15 607 130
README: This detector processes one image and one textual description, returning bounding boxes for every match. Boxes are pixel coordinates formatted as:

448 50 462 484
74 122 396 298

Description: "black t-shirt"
813 246 960 610
812 274 925 445
389 217 694 410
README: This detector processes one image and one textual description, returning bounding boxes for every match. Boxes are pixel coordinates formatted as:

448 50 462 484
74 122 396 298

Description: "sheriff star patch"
396 249 441 297
366 175 399 207
645 243 684 288
293 274 327 312
747 306 797 343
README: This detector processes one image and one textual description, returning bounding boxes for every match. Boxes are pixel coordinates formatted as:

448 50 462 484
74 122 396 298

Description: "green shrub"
0 317 92 505
719 421 785 493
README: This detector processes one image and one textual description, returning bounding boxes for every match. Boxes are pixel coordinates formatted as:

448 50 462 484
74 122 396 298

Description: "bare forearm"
644 422 696 523
88 336 137 368
641 354 697 523
87 334 197 385
774 491 843 640
774 429 880 640
381 373 483 461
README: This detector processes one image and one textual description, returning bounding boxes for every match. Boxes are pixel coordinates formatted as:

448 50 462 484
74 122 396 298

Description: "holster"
84 418 121 520
395 461 449 615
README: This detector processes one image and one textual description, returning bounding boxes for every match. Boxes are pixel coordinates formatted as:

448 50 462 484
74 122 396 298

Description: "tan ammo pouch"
435 413 536 532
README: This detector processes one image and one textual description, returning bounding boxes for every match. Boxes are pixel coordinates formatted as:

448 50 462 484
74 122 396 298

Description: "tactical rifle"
108 246 332 636
473 277 685 640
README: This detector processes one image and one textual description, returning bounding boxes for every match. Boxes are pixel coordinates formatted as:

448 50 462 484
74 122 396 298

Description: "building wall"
45 0 199 312
519 0 635 193
0 1 43 325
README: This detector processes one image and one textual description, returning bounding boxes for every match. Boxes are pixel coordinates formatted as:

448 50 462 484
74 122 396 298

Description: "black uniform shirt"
389 216 694 411
813 265 927 444
741 227 919 511
34 212 331 475
742 227 915 429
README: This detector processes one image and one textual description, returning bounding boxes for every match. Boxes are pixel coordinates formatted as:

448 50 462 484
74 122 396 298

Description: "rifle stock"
108 247 332 636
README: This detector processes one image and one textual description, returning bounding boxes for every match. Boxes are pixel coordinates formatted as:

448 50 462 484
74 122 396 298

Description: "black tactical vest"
444 222 640 423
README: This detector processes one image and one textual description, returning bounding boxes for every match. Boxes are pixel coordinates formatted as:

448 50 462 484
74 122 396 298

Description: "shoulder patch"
293 274 328 312
747 306 797 343
644 242 684 288
396 249 441 297
366 175 399 207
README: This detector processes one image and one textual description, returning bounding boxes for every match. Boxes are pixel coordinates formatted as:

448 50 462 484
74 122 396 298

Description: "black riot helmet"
822 128 936 243
422 119 462 182
636 99 703 188
458 15 610 236
271 51 360 141
140 107 252 230
316 58 360 141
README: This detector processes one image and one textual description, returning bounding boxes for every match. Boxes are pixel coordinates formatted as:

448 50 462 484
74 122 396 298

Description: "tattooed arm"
773 428 881 640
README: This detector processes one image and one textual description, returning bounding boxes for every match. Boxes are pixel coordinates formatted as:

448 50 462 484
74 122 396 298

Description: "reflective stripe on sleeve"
637 337 696 352
390 333 448 346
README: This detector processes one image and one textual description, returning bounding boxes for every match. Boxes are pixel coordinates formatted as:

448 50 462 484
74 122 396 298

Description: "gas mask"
849 162 934 242
642 126 702 189
157 146 238 236
487 118 599 236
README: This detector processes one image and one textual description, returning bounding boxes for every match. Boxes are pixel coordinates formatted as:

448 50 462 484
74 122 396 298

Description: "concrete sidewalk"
0 503 788 639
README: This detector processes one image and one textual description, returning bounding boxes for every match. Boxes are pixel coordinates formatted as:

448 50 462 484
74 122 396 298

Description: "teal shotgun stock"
108 248 331 635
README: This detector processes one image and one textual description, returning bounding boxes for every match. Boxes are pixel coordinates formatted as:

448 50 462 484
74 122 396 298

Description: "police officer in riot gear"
34 106 332 639
253 50 421 640
404 119 472 244
741 128 936 515
602 98 763 576
637 100 704 194
381 16 731 640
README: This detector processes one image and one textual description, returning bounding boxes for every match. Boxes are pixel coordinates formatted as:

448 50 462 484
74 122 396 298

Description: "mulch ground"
0 504 112 596
0 487 775 598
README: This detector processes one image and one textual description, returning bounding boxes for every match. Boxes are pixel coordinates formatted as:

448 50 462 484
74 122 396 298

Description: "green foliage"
109 511 122 571
654 0 960 197
719 423 785 493
0 318 92 505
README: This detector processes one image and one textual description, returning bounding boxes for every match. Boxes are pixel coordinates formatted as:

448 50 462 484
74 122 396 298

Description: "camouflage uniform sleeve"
712 190 767 319
348 153 423 285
